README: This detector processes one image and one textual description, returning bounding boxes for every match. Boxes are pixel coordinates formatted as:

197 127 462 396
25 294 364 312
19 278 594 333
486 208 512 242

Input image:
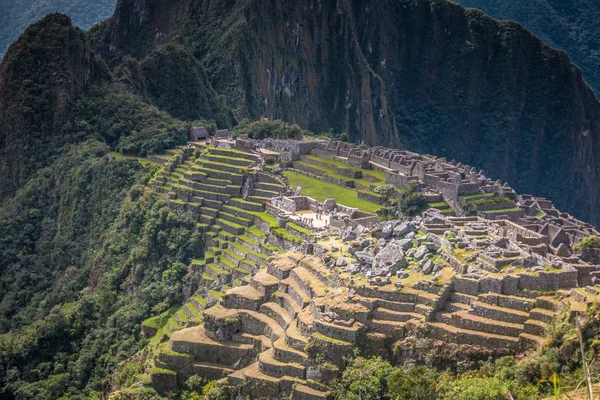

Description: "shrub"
573 236 600 252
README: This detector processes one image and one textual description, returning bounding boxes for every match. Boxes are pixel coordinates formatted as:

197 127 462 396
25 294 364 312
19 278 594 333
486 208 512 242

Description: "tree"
398 184 427 217
388 365 437 400
462 201 478 216
574 236 600 263
334 357 392 400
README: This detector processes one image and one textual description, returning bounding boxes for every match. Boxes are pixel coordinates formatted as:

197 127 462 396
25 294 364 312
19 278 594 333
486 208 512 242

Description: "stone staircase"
429 277 560 350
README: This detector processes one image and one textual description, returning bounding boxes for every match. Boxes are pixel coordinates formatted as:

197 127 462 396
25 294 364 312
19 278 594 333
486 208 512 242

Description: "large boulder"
414 245 428 260
372 242 407 275
422 260 434 275
355 251 373 265
394 222 417 237
342 228 357 242
398 238 413 251
426 232 443 250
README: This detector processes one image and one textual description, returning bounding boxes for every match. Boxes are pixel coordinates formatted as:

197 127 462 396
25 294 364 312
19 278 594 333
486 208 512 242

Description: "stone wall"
357 191 383 204
385 171 415 189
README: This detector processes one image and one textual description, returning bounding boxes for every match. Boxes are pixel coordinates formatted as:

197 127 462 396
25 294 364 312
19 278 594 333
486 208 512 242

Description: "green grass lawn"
284 171 380 213
302 154 386 182
532 209 545 218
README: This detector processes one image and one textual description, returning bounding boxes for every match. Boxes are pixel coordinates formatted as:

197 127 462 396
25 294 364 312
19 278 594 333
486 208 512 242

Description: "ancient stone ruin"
144 136 600 399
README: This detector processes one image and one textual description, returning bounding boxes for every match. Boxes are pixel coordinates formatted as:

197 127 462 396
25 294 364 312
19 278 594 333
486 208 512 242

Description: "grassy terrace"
284 171 379 213
302 154 386 181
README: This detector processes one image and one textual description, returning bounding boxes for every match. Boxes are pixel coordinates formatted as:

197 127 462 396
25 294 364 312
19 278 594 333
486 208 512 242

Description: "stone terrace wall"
385 171 418 189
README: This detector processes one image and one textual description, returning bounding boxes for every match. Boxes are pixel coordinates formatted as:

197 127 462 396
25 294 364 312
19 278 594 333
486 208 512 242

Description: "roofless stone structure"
145 136 600 398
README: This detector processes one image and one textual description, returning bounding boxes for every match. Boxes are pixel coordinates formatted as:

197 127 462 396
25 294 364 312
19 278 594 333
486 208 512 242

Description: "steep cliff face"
98 0 600 224
453 0 600 96
0 14 109 200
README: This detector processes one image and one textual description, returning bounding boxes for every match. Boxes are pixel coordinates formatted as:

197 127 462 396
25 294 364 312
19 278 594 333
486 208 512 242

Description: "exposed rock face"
93 0 600 225
372 241 407 276
0 14 109 201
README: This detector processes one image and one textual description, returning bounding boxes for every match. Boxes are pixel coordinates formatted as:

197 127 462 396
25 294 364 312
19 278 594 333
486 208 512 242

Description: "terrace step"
201 197 224 209
192 189 231 202
291 384 328 400
216 256 237 272
191 166 243 185
222 205 257 221
248 195 270 204
215 218 246 235
436 311 523 337
519 332 545 349
258 349 306 379
285 322 309 351
255 181 285 191
535 296 560 311
479 293 535 313
529 308 555 323
251 188 280 198
198 160 246 175
208 147 261 162
199 214 215 225
204 154 254 167
206 263 230 279
228 198 265 212
368 319 407 336
180 361 234 381
375 299 416 313
524 319 548 336
170 327 254 364
237 234 259 248
223 286 265 310
373 307 424 322
206 177 231 187
449 292 477 305
260 302 293 330
290 267 328 298
249 270 280 297
470 301 529 324
184 302 200 319
194 182 241 196
200 207 220 217
281 278 311 309
223 248 244 265
238 310 286 341
218 211 253 227
273 337 308 365
444 301 471 313
272 291 303 319
427 322 520 349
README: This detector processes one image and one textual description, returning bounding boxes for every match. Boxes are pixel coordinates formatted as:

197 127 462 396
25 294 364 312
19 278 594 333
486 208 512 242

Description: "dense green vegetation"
72 84 191 155
0 0 116 59
0 142 202 398
231 118 309 140
376 183 428 220
0 15 205 399
454 0 600 96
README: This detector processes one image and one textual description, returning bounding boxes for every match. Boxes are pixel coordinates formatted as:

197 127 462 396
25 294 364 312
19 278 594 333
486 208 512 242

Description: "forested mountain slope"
0 0 116 59
0 16 203 399
91 0 600 225
452 0 600 96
